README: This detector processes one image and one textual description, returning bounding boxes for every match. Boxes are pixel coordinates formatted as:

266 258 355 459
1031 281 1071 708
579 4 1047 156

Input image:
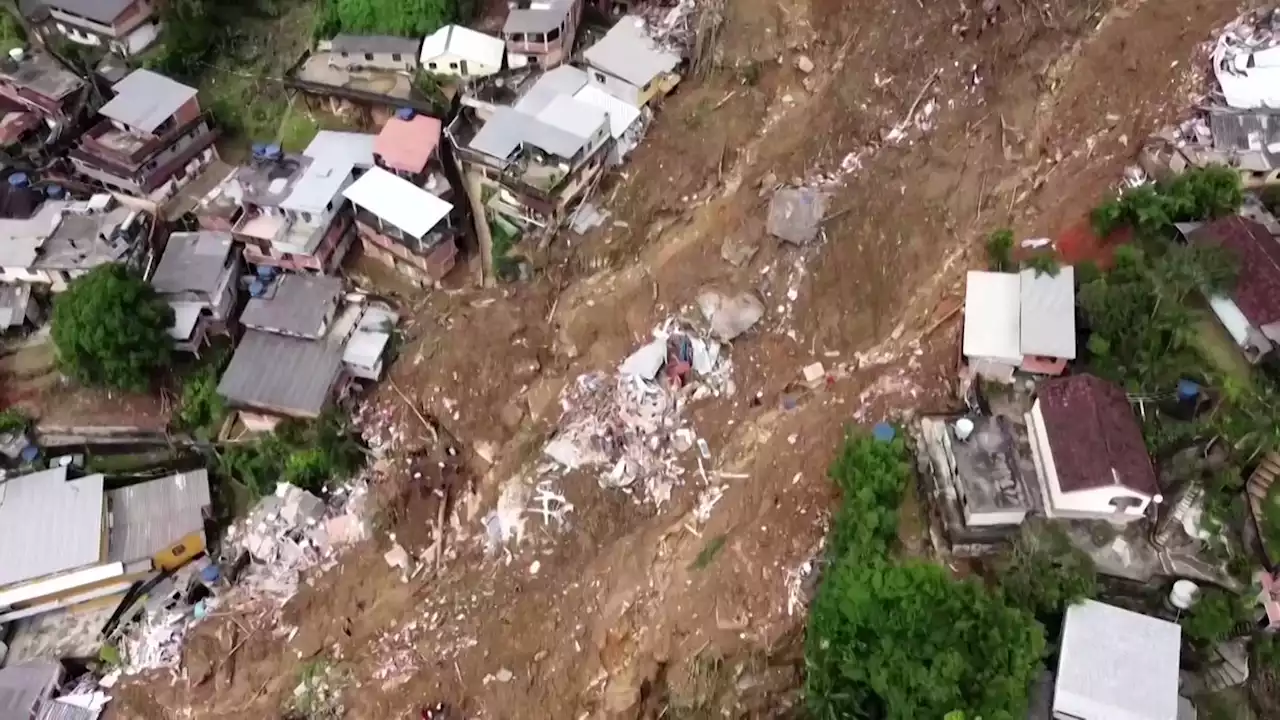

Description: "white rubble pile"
636 0 699 56
541 317 736 506
1213 8 1280 109
120 606 199 676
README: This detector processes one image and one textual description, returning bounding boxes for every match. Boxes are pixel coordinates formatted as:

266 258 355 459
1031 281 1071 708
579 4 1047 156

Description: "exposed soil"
107 0 1255 717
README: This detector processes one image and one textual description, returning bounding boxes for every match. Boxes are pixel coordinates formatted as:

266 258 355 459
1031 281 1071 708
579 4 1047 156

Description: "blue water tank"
256 265 277 280
45 184 63 199
264 143 282 160
19 444 38 462
872 422 896 443
396 107 416 121
8 172 29 188
249 279 265 297
200 564 221 584
251 142 268 158
1177 379 1201 402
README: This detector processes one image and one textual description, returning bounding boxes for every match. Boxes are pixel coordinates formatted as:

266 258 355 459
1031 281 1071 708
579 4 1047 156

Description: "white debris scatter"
541 317 735 506
1212 8 1280 109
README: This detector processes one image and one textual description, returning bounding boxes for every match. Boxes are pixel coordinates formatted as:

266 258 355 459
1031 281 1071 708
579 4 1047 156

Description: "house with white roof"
343 166 459 286
963 266 1077 382
421 25 505 79
583 16 681 107
1054 600 1181 720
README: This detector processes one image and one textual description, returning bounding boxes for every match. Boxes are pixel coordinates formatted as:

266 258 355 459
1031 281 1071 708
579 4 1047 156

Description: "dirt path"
110 0 1253 717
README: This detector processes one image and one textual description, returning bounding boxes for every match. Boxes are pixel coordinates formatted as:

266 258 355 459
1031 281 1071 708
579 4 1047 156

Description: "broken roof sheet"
420 25 505 68
374 114 442 175
240 274 342 338
963 271 1022 363
0 467 106 588
1019 265 1076 359
1036 374 1158 496
106 470 211 565
0 51 86 103
150 231 233 295
1055 600 1180 720
217 329 344 417
99 69 198 134
343 166 453 240
584 16 680 88
331 34 421 56
1189 216 1280 329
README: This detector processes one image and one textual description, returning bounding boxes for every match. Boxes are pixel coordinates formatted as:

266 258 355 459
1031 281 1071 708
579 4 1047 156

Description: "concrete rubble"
696 288 765 341
1213 8 1280 109
767 187 829 245
540 317 735 506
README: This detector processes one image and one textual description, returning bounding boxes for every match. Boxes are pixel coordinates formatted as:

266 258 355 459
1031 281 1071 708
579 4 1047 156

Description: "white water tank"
1169 579 1200 610
954 418 975 441
8 48 22 63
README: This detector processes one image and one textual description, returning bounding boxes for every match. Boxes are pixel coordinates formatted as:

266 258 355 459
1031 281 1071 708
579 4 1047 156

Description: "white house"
420 25 505 79
963 267 1076 381
1054 600 1181 720
582 16 680 107
1026 374 1161 523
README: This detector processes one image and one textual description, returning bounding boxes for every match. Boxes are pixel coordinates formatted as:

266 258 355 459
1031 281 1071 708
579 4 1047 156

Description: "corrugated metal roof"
0 662 59 719
573 85 641 139
304 130 377 171
106 470 211 565
503 1 573 33
962 271 1021 363
1055 600 1179 720
584 17 680 88
514 66 589 115
420 25 505 69
0 467 105 588
342 166 452 240
470 106 588 160
1209 109 1280 169
281 156 354 215
151 231 234 295
37 698 99 720
331 35 421 56
240 274 342 339
99 70 198 134
534 94 607 141
1019 265 1076 359
217 330 344 417
43 0 133 23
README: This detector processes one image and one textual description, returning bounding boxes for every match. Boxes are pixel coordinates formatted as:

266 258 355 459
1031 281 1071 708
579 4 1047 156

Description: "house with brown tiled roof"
1025 374 1160 523
1186 216 1280 364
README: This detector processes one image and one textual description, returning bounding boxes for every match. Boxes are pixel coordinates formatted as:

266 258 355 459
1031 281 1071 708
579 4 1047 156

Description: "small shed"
420 25 505 79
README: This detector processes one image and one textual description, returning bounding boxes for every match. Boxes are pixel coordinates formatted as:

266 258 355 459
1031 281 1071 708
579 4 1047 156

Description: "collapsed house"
216 274 396 431
148 231 241 354
0 466 211 624
963 266 1077 381
69 69 220 207
1182 216 1280 364
0 192 149 291
0 48 88 156
1026 374 1161 523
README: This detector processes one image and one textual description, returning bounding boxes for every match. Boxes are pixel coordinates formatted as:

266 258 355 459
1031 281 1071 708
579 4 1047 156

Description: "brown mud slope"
109 0 1248 717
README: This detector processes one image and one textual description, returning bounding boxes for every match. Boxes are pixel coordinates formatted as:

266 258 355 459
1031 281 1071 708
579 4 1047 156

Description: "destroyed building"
0 192 149 292
0 48 88 155
1184 216 1280 364
149 230 241 354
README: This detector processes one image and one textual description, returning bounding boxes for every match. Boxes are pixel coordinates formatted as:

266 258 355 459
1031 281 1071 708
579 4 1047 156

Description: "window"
364 52 374 61
594 71 606 83
171 543 187 556
528 54 539 65
392 53 402 62
340 51 349 58
428 61 437 70
509 32 525 42
299 211 311 223
449 62 459 70
547 26 561 41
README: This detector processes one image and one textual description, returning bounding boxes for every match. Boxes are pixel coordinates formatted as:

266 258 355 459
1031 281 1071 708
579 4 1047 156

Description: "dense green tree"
1182 587 1252 648
1091 165 1245 239
314 0 473 39
218 411 365 497
998 522 1098 622
51 265 173 392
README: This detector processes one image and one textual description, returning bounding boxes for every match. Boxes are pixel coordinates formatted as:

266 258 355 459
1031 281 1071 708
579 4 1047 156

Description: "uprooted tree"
51 265 173 392
805 433 1046 720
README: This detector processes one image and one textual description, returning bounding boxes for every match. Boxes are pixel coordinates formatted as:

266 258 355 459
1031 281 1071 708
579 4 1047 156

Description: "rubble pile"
637 0 700 56
1213 8 1280 109
541 317 735 506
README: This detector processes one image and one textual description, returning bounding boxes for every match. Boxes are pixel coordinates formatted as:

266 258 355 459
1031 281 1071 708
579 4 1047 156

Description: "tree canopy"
805 434 1046 720
51 265 173 392
997 522 1097 645
314 0 472 39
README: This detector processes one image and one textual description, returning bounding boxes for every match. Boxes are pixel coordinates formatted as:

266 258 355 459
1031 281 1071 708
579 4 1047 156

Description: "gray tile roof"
1019 265 1076 359
43 0 134 24
503 1 573 33
0 662 60 719
584 17 680 88
331 34 421 56
151 231 234 295
0 467 105 588
217 329 344 417
240 274 342 339
106 470 211 565
99 69 198 134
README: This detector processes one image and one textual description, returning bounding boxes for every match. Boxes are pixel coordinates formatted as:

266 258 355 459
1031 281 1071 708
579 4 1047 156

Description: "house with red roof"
1186 216 1280 364
1025 374 1161 522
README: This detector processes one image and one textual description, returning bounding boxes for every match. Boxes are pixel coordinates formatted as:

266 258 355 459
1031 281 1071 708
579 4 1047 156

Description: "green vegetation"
174 350 230 441
985 228 1014 272
51 265 173 392
489 216 523 281
689 534 727 570
277 102 321 153
314 0 473 38
0 8 23 54
412 70 450 114
1260 482 1280 561
1090 165 1244 239
997 523 1098 638
805 433 1045 720
0 408 29 434
217 411 365 497
1182 587 1252 648
1022 252 1060 277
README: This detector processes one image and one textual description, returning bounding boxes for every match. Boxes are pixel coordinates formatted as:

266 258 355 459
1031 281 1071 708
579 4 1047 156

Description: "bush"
0 408 29 434
1182 587 1250 648
805 433 1046 720
985 228 1014 272
1090 166 1244 240
51 265 173 392
175 352 229 441
218 411 365 497
314 0 473 39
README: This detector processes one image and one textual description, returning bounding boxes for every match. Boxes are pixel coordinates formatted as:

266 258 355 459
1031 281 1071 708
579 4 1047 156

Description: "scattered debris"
801 362 827 384
767 187 829 245
720 236 760 267
696 288 765 341
795 55 815 74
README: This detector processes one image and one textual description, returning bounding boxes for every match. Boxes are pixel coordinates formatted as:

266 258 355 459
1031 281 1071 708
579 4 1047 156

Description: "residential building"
374 109 453 198
453 67 611 228
0 49 88 153
0 467 211 623
44 0 162 57
304 129 377 172
225 144 358 273
1054 600 1181 720
150 231 241 354
1026 374 1161 522
0 283 39 331
420 25 506 79
963 266 1077 381
329 35 420 73
1185 216 1280 363
502 0 582 68
583 16 681 108
70 69 220 205
0 662 62 719
343 165 458 285
0 194 149 291
217 275 395 430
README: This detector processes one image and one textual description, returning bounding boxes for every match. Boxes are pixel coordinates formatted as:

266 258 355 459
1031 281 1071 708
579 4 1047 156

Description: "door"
460 59 469 77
